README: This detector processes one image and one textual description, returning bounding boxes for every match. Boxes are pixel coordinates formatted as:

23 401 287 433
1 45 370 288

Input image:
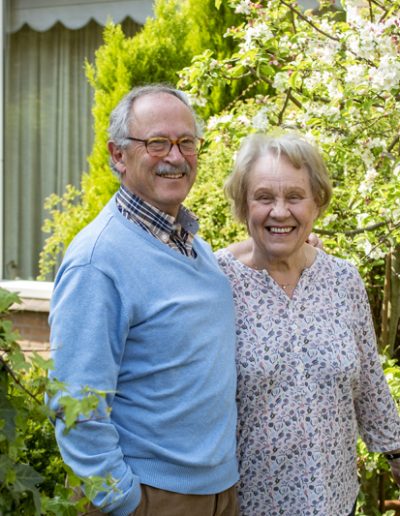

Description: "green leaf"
12 463 43 513
30 353 54 372
0 288 20 313
12 463 43 492
0 453 14 482
0 397 17 442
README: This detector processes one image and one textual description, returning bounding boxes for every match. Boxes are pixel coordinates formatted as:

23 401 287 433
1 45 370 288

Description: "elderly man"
49 84 239 516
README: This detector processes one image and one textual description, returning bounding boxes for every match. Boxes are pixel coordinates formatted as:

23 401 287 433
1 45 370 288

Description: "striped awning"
8 0 154 33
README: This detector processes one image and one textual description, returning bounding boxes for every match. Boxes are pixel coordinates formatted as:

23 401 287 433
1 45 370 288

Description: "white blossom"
344 0 369 24
272 71 289 92
252 108 270 131
237 115 251 126
345 64 368 89
371 55 400 92
234 0 253 14
241 22 274 52
207 114 233 130
321 213 338 226
362 239 372 257
366 138 386 150
364 167 378 183
309 41 340 66
358 181 369 194
356 213 369 226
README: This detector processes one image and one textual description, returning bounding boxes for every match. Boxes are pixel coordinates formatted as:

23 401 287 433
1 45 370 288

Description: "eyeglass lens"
147 138 199 157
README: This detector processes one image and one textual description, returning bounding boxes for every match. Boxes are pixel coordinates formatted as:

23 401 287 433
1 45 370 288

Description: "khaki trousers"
81 484 239 516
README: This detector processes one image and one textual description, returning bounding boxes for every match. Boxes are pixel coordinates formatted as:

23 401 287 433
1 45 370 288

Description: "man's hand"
307 232 324 250
390 458 400 486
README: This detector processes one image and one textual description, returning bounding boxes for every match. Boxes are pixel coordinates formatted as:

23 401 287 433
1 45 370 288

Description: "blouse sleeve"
349 265 400 452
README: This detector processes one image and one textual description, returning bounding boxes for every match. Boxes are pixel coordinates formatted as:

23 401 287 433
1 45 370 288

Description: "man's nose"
165 142 185 162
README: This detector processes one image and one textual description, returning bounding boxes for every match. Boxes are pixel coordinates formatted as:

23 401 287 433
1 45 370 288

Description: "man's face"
109 92 198 217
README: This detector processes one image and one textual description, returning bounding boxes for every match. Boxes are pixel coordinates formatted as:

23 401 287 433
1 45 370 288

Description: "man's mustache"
154 163 191 176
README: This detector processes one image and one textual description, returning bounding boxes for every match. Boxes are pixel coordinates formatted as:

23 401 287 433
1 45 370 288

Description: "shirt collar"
116 184 199 236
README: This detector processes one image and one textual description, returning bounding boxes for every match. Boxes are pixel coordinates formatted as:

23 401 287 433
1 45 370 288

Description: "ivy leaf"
13 463 43 513
0 288 20 312
12 463 43 491
30 352 54 372
0 453 14 482
0 396 16 441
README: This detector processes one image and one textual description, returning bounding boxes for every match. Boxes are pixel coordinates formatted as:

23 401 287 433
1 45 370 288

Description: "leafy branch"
315 221 389 236
0 354 42 405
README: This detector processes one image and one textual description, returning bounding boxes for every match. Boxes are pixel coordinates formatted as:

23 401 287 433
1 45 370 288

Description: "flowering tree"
180 0 400 355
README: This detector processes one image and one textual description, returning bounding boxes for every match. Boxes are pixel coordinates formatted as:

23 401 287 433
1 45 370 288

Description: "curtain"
4 19 138 280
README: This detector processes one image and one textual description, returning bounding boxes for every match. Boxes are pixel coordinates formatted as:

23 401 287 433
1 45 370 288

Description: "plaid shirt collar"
115 185 199 257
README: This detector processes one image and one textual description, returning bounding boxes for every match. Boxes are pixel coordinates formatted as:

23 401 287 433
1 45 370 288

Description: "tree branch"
278 87 292 124
279 0 340 42
259 73 303 108
387 134 400 153
0 354 42 405
315 221 388 236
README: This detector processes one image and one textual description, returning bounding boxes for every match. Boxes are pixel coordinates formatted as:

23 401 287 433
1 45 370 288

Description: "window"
2 0 150 279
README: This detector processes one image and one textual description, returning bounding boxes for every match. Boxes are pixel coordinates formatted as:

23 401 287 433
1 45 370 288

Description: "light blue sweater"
48 196 238 516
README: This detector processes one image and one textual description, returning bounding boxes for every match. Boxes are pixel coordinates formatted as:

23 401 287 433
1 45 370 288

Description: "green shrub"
0 288 68 513
356 355 400 514
0 287 113 514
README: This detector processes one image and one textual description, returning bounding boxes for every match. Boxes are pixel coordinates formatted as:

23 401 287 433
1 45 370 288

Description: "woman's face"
246 153 319 261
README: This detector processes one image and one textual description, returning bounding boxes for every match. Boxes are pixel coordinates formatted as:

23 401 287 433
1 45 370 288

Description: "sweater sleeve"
349 266 400 452
48 264 141 516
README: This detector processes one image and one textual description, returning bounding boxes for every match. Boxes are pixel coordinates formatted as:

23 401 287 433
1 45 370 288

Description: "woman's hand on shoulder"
307 232 324 250
225 238 255 268
227 238 250 253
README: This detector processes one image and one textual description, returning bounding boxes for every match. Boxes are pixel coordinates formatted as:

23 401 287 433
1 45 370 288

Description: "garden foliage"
180 0 400 273
0 287 114 514
0 288 66 514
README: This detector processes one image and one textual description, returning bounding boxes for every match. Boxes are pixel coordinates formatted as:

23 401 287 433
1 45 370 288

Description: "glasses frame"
126 136 203 157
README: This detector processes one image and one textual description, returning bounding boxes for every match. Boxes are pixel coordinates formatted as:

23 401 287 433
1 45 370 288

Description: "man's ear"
108 141 126 175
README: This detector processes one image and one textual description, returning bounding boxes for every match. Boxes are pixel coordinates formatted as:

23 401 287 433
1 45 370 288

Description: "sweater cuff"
109 483 141 516
92 468 142 516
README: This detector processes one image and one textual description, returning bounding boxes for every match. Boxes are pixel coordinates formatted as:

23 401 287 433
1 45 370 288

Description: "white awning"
8 0 154 33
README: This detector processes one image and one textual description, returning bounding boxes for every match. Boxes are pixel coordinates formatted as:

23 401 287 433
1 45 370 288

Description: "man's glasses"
126 136 203 157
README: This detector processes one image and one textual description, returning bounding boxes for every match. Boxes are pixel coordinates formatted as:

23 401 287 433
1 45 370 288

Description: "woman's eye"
256 195 273 202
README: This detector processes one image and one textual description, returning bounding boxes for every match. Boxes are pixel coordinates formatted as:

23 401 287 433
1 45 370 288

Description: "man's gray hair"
108 84 203 149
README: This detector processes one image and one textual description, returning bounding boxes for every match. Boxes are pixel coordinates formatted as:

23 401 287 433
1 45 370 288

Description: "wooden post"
380 248 400 358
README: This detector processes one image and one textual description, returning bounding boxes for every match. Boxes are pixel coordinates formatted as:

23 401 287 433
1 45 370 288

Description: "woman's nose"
270 199 289 217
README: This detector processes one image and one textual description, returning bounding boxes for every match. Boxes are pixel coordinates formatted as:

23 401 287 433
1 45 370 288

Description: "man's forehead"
132 92 189 112
130 93 196 133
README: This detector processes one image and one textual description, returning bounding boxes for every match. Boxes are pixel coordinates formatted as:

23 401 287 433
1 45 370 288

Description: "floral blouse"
216 248 400 516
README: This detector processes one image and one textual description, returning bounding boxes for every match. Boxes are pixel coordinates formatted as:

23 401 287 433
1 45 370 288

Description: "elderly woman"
216 132 400 516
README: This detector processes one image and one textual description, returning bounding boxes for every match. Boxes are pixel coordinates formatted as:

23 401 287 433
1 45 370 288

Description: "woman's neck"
248 244 317 296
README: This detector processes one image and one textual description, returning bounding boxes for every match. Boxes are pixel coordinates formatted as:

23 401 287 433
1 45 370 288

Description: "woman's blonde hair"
224 132 333 224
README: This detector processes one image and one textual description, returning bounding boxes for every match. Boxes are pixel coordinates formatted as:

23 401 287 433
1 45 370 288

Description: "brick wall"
0 280 52 358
